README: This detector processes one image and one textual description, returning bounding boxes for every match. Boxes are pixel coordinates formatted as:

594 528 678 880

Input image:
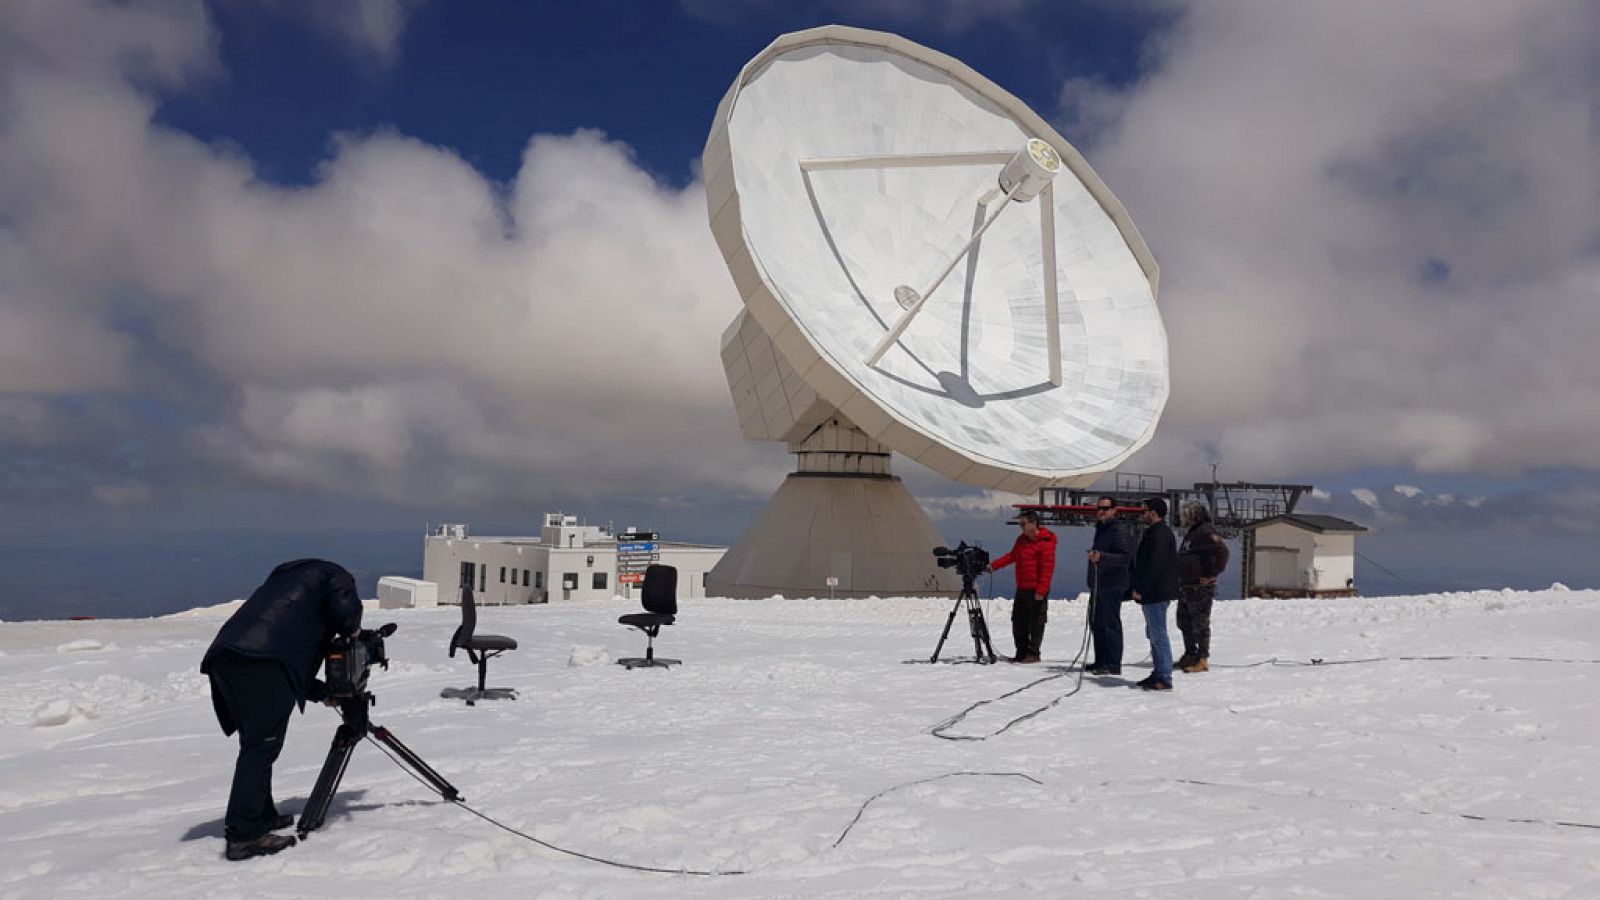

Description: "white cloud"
1394 484 1423 498
214 0 424 65
1088 1 1600 482
1350 488 1381 510
921 490 1033 521
0 0 781 511
678 0 1028 33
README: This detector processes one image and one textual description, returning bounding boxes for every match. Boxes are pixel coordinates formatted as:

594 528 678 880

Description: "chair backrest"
450 564 478 653
641 564 678 616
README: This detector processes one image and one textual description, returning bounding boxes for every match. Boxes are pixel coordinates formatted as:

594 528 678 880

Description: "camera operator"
200 559 363 861
989 510 1057 663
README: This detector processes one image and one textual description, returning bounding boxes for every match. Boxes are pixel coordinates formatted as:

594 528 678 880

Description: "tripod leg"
297 724 361 837
369 725 461 802
966 598 992 662
964 592 997 664
931 594 965 663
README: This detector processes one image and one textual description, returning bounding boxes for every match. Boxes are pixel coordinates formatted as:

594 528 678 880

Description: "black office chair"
617 564 679 669
441 579 519 704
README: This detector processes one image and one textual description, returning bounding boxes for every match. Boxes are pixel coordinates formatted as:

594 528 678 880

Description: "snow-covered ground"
3 589 1598 898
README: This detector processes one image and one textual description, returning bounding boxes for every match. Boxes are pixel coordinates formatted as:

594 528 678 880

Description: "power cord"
366 735 1047 876
1169 777 1600 833
931 563 1098 741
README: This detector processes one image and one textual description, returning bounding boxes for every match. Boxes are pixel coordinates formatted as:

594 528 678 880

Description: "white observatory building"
420 515 726 605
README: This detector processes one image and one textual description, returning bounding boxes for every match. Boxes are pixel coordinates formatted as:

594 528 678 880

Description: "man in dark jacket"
1085 497 1132 674
201 559 363 860
1131 497 1179 690
990 510 1057 663
1176 502 1230 673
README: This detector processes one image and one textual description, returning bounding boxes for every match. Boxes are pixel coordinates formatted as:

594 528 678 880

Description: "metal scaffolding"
1016 473 1316 598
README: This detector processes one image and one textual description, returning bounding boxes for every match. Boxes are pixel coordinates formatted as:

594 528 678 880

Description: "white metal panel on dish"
704 25 1168 491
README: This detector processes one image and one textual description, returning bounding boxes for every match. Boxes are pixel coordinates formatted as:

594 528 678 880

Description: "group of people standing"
991 497 1229 691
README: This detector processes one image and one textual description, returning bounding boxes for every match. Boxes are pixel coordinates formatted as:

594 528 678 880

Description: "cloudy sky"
1 0 1595 615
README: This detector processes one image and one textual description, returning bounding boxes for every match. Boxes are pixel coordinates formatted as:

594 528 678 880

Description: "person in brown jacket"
1175 502 1230 673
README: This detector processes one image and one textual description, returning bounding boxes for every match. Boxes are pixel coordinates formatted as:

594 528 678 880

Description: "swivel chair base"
439 686 518 706
617 656 680 670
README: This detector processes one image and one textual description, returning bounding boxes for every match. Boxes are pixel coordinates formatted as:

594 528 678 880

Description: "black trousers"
209 655 297 841
1011 589 1048 658
1089 588 1124 669
1177 583 1216 658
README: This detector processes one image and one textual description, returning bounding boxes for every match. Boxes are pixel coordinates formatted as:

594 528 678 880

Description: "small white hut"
1243 514 1367 598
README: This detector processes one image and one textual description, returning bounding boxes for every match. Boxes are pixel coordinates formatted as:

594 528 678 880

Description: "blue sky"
1 1 1596 618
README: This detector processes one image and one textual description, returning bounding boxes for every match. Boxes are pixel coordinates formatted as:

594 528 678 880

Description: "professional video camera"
933 541 991 581
299 621 461 838
322 622 396 701
929 541 997 663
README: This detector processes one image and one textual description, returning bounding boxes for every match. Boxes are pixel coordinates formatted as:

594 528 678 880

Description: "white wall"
1252 523 1358 592
377 576 438 609
423 534 728 605
1311 534 1356 590
1257 546 1300 589
423 537 550 605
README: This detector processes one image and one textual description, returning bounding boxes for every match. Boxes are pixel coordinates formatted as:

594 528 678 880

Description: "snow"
2 590 1599 897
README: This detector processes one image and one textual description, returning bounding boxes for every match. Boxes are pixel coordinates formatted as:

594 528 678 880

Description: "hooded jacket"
992 526 1058 596
1177 522 1230 586
201 559 363 734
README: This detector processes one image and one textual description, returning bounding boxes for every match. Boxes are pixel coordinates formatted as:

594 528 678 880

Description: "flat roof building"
421 513 727 605
1243 514 1368 598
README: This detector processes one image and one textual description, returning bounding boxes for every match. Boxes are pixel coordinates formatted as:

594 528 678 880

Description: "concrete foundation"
707 471 959 599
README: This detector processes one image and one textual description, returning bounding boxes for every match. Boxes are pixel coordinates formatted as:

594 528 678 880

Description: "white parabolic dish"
705 26 1168 494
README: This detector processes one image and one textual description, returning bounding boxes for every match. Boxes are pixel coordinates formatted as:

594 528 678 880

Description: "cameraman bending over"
990 510 1057 663
201 559 363 861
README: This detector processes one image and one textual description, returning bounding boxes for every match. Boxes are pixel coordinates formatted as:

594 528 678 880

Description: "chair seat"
464 634 517 651
619 612 674 629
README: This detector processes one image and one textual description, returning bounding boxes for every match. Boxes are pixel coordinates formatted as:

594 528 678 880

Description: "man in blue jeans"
1131 497 1178 690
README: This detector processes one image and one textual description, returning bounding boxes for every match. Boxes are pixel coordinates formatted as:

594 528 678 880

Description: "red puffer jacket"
991 527 1058 596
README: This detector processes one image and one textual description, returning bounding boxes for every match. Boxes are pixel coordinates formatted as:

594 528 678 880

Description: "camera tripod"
930 574 998 664
297 691 461 837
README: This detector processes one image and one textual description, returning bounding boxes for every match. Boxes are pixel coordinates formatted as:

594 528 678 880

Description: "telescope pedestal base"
707 471 958 599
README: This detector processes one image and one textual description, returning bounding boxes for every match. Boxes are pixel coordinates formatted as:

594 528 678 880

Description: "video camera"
323 622 397 701
933 541 990 581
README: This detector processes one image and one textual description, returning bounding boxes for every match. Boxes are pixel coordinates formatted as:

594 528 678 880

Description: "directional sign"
617 532 662 585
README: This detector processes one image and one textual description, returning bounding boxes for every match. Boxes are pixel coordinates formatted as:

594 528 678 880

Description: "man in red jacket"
990 510 1058 663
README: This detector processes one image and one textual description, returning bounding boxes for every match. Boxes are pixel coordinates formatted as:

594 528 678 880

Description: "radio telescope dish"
703 26 1167 599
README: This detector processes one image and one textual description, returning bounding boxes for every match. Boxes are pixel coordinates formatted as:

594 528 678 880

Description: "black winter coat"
1177 523 1230 586
1132 521 1179 604
1087 518 1133 597
201 559 363 733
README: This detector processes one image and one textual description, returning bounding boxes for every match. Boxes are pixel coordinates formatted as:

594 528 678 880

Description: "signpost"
617 532 660 586
826 575 839 600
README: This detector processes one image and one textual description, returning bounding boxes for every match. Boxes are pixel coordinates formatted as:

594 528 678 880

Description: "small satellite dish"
703 26 1168 599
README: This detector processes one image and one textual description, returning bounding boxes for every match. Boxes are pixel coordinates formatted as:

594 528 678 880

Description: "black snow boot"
225 832 296 861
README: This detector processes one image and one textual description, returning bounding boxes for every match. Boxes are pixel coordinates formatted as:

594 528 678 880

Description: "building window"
478 564 486 592
562 572 578 589
499 566 506 584
593 572 608 590
522 568 530 587
535 571 544 589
